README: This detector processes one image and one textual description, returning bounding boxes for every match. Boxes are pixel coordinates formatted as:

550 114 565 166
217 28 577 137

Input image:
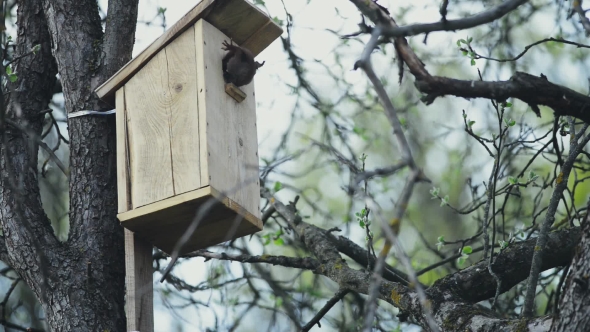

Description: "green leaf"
359 220 365 228
5 66 12 75
462 246 473 254
467 36 473 43
504 102 513 108
440 195 449 207
508 176 517 185
499 240 508 249
429 187 439 198
457 255 467 267
459 39 467 44
470 59 476 66
272 16 284 27
8 74 17 83
31 44 41 54
436 236 445 251
528 171 539 182
456 40 461 47
273 181 283 192
274 238 284 246
157 7 167 14
468 120 475 128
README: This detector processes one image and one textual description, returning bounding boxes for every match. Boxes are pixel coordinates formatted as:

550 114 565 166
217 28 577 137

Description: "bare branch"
415 73 590 124
573 0 590 35
380 0 529 38
301 289 350 331
181 249 320 270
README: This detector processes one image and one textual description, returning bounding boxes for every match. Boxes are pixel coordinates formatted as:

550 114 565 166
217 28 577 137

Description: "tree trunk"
552 213 590 331
0 0 138 330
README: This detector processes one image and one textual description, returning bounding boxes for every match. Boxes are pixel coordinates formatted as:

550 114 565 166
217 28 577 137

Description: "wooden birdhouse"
95 0 283 255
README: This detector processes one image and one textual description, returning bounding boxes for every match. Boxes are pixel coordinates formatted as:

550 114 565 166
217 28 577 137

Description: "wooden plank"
194 23 210 188
225 83 246 103
241 20 284 57
155 211 259 254
195 20 261 220
116 87 131 213
118 186 212 224
124 51 175 209
164 27 201 195
125 229 154 332
95 0 282 106
204 0 268 44
119 186 262 254
95 0 216 106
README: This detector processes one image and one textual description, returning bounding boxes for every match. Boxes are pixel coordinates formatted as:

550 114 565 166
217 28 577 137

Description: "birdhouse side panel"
124 51 175 209
195 20 261 219
163 25 202 195
116 87 131 213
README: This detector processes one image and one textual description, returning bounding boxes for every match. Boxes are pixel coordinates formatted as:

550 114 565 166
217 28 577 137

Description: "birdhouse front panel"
123 27 201 210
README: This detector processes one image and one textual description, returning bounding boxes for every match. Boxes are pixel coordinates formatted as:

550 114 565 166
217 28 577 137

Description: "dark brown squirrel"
221 40 265 87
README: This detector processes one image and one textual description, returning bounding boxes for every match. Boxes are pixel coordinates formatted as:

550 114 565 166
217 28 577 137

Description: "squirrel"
221 40 265 87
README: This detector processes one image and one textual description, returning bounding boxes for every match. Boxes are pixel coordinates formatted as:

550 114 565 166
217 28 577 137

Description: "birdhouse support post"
125 230 154 332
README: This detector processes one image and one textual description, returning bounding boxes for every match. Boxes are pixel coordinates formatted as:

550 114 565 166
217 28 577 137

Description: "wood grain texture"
225 83 246 102
125 229 154 332
195 20 261 219
119 186 262 254
124 51 175 209
164 27 201 195
95 0 282 106
116 87 131 213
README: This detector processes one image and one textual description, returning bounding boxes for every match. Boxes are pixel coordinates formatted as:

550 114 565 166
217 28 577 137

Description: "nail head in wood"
225 83 247 103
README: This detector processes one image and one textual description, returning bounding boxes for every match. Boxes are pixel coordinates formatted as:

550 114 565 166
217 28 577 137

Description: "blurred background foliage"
0 0 589 331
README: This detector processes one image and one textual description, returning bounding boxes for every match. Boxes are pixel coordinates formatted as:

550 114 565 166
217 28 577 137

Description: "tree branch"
380 0 529 38
415 73 590 123
573 0 590 35
97 0 139 91
0 0 59 306
180 249 321 270
301 289 350 331
264 190 572 330
431 226 580 304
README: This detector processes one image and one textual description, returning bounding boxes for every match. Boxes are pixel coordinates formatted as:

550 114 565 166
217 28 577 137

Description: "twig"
468 37 590 63
301 289 350 331
573 0 590 35
181 250 320 270
522 128 590 317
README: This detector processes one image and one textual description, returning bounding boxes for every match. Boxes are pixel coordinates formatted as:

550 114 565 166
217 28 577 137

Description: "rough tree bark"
0 0 138 330
552 209 590 331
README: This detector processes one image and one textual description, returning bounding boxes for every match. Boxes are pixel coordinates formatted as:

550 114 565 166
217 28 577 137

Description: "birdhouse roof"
95 0 283 106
